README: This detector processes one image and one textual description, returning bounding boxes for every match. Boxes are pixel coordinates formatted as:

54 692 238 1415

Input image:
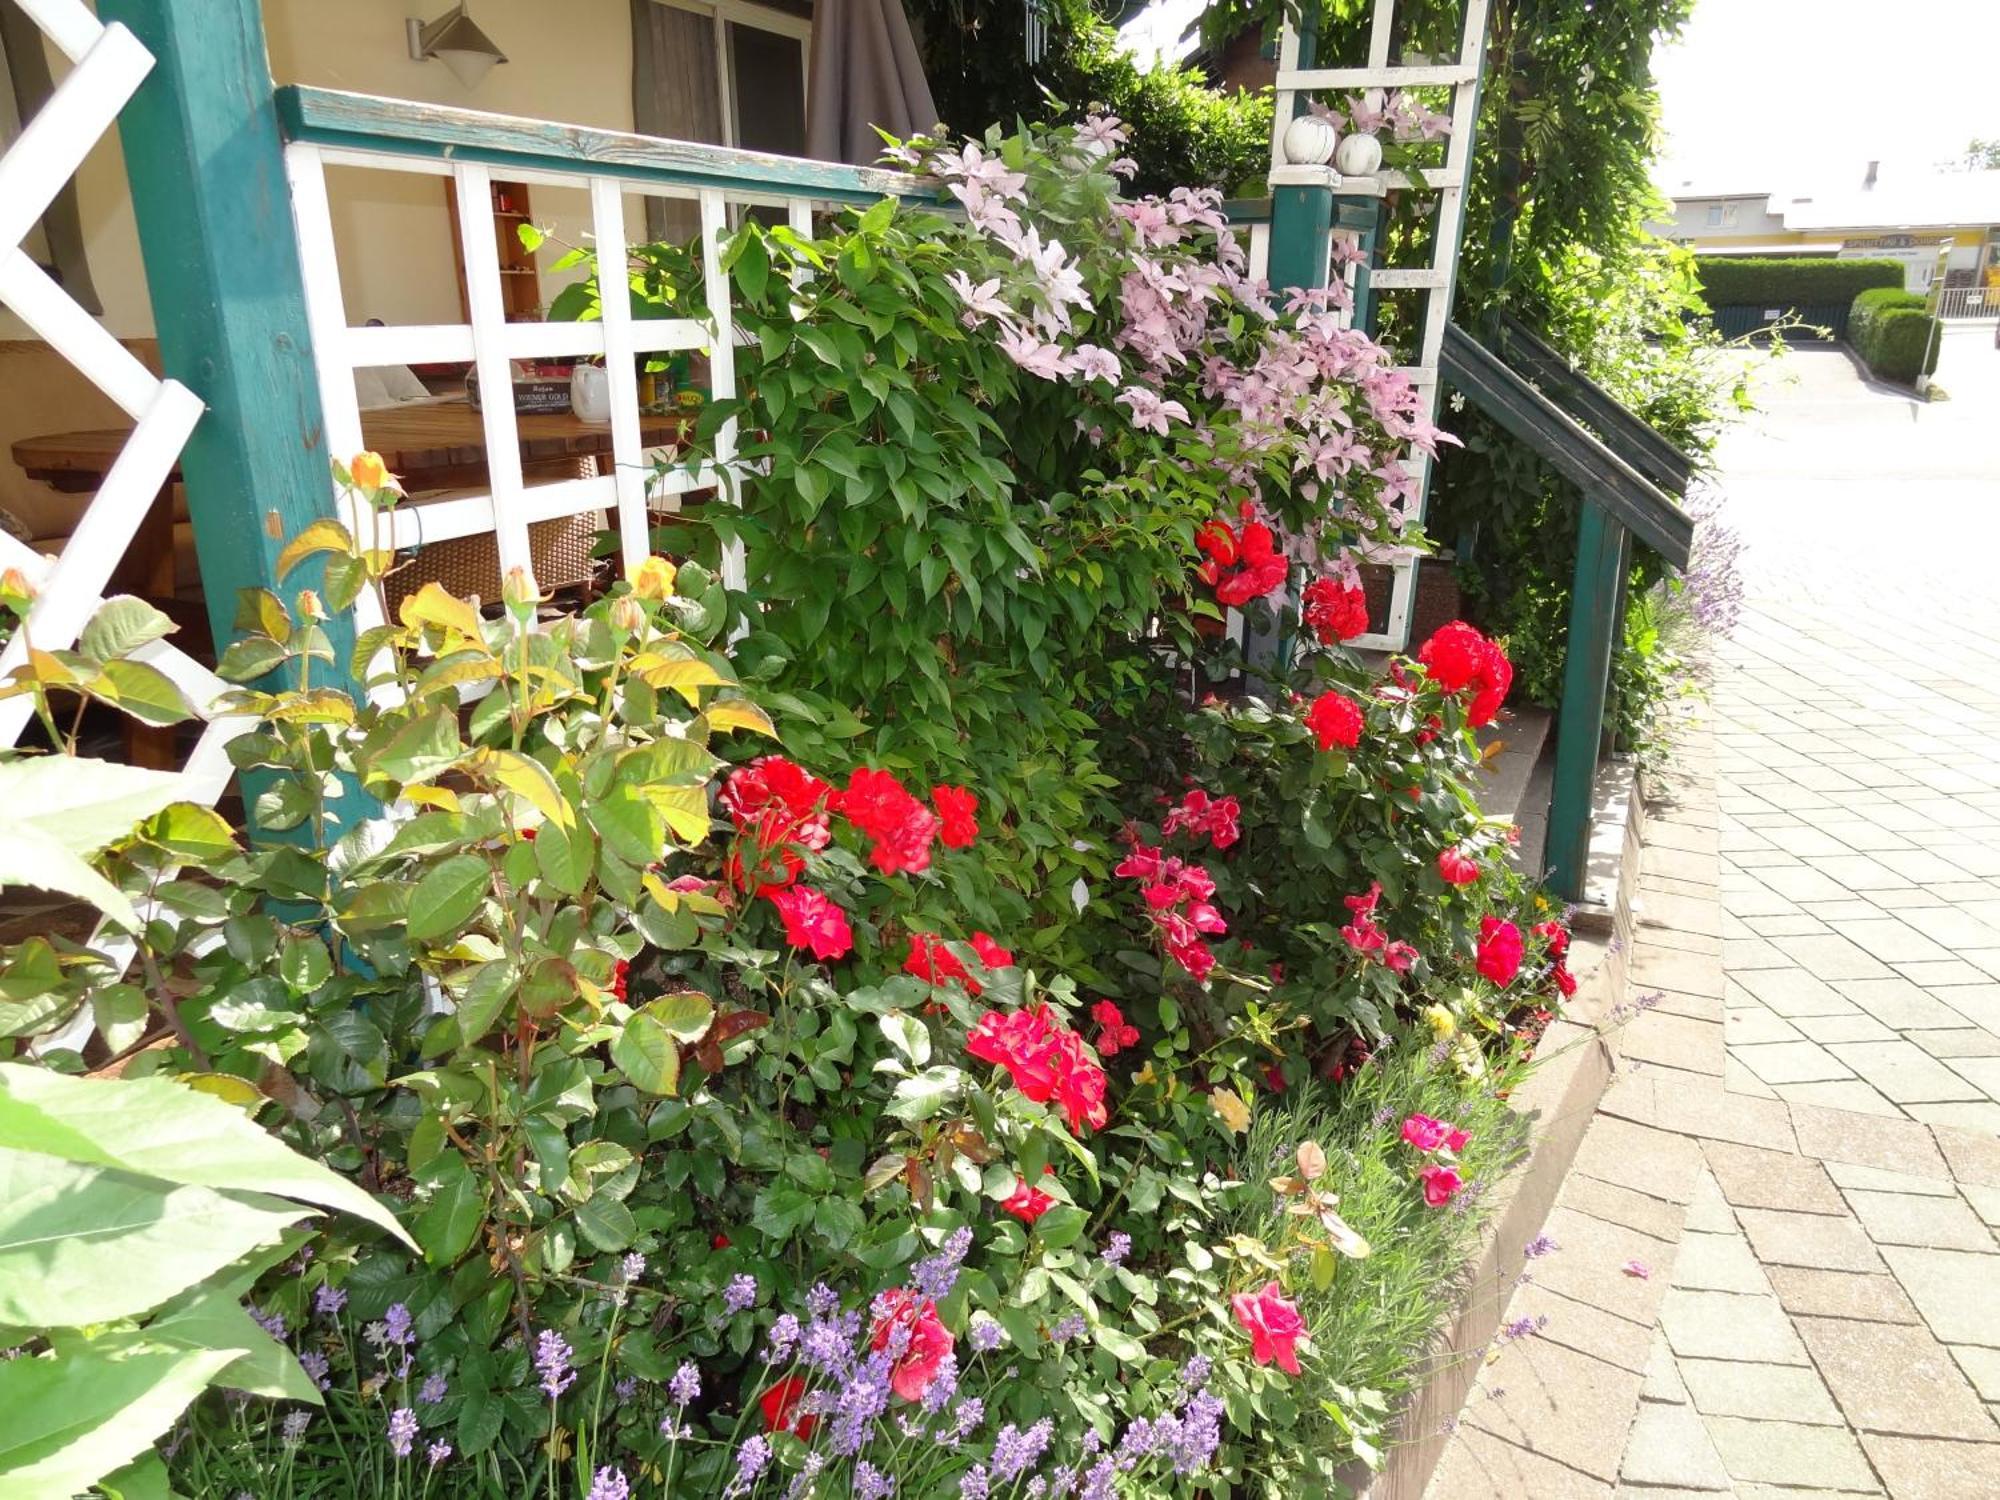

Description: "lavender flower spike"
586 1467 630 1500
723 1273 758 1315
386 1408 418 1459
668 1360 701 1405
532 1328 576 1400
426 1440 453 1469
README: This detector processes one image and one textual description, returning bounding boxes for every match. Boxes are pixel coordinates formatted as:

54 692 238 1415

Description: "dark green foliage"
1849 287 1942 384
1695 255 1905 308
909 0 1272 194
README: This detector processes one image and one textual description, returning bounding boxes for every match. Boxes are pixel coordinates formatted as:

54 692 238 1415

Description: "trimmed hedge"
1849 287 1942 384
1695 256 1906 307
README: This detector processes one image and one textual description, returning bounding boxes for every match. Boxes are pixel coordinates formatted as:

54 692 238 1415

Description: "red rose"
1417 620 1488 693
759 1374 818 1437
1553 963 1578 998
932 785 979 849
869 1289 954 1401
1001 1174 1055 1224
1161 788 1240 850
1535 919 1570 960
1420 1164 1465 1207
1465 641 1513 728
1476 916 1524 987
969 932 1015 973
1301 577 1370 644
765 885 852 961
610 959 630 1002
905 932 974 993
832 768 939 876
1231 1281 1307 1375
711 1233 731 1249
967 1004 1109 1133
1304 692 1364 751
1437 846 1481 886
1401 1113 1448 1151
1090 999 1139 1056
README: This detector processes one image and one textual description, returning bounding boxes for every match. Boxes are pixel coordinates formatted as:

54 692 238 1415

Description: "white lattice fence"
0 0 243 800
282 116 918 660
1269 0 1492 649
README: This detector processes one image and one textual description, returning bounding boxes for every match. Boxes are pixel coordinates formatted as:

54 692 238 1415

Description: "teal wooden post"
99 0 349 682
1546 500 1628 900
102 0 369 836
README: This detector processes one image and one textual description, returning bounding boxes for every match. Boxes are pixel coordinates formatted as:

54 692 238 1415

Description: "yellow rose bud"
349 451 394 493
1424 1004 1456 1040
632 555 677 601
296 589 326 621
501 566 539 619
609 595 645 635
0 567 33 609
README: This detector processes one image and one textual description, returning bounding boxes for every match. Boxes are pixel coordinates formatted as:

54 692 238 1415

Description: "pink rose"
1476 916 1524 987
869 1290 954 1401
1420 1164 1464 1207
1401 1113 1449 1152
1437 846 1481 886
1230 1281 1307 1375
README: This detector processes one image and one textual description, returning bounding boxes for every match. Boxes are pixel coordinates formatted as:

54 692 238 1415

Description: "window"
649 0 810 156
1705 203 1723 226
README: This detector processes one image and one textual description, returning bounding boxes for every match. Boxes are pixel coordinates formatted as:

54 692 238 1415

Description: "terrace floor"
1427 326 2000 1497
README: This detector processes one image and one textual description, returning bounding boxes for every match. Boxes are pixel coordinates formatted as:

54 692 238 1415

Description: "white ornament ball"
1334 131 1385 177
1281 113 1338 167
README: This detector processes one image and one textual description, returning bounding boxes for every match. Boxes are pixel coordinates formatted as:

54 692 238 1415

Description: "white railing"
1935 283 2000 320
279 89 930 665
0 0 242 802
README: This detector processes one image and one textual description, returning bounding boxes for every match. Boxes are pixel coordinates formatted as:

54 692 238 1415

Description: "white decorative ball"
1282 113 1338 167
1334 131 1385 177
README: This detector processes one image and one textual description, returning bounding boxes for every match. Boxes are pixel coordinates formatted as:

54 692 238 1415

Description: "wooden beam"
1546 501 1628 901
276 86 934 208
1440 323 1694 567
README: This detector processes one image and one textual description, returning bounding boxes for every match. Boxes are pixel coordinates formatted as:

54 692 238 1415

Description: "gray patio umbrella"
804 0 940 165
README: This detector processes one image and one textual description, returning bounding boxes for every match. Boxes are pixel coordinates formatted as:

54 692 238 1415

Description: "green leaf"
94 659 194 725
414 1152 484 1267
123 1277 325 1405
215 635 290 683
0 1343 237 1496
452 959 520 1045
532 816 593 897
0 1149 311 1326
97 1452 181 1500
0 1061 413 1250
611 1013 681 1096
0 756 185 858
879 1011 931 1067
142 803 238 863
885 1065 963 1123
646 990 714 1044
279 935 333 994
405 853 492 942
0 819 143 929
274 517 353 581
365 708 463 788
80 596 176 663
572 1193 637 1252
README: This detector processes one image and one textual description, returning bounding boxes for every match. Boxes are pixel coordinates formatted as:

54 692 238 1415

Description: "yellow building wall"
1 0 646 341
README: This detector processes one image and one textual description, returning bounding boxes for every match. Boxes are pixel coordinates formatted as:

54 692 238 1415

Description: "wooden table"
12 397 690 497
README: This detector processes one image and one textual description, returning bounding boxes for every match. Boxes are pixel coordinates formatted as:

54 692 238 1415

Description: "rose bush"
0 112 1582 1500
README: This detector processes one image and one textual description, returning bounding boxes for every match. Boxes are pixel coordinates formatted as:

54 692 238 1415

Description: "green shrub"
1849 287 1942 384
1694 256 1904 308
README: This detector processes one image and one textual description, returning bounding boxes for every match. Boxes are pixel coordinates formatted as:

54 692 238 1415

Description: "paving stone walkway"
1426 335 2000 1497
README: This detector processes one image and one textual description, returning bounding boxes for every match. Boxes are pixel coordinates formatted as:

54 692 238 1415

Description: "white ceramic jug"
571 362 611 423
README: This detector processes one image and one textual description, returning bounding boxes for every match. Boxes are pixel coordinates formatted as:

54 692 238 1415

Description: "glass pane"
728 22 806 158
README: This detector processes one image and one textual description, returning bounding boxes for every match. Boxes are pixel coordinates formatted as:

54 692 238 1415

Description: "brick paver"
1427 338 2000 1498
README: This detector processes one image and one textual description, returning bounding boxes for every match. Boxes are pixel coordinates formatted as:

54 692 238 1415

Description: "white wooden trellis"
282 132 900 666
1268 0 1492 651
0 0 242 798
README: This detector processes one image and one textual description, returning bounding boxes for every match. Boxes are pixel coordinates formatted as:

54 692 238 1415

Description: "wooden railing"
1439 323 1695 900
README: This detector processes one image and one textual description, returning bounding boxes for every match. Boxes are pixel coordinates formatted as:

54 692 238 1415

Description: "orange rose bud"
350 451 392 492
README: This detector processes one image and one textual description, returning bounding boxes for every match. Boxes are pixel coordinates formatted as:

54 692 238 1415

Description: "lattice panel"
1270 0 1492 650
284 142 844 672
0 0 239 788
